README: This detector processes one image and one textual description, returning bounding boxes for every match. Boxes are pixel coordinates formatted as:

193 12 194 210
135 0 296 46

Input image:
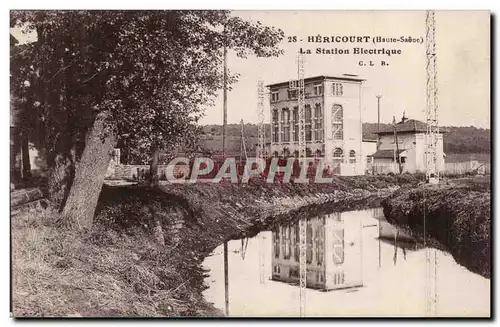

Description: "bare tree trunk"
48 153 74 211
62 111 116 230
149 147 160 187
20 131 31 179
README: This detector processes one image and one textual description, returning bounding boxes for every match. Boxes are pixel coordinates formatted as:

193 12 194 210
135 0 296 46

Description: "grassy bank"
12 209 221 317
382 177 491 278
12 174 422 317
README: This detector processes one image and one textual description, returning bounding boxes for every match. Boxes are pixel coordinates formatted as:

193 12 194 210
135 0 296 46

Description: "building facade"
267 75 365 175
373 118 445 174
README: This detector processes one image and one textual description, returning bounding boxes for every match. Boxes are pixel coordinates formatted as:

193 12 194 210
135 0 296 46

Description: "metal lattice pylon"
289 52 307 316
257 80 266 284
425 9 439 316
425 10 440 184
257 80 265 160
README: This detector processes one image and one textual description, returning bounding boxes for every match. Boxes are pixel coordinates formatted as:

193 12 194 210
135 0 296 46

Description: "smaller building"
372 116 445 174
362 139 377 174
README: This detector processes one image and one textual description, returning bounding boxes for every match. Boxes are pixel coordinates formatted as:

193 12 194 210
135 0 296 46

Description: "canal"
203 208 490 317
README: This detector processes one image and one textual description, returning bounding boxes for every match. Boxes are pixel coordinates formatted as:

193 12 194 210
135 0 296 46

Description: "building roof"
266 75 365 88
372 149 406 159
375 119 444 135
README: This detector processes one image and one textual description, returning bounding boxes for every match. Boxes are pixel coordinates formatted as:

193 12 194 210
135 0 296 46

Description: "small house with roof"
372 115 445 174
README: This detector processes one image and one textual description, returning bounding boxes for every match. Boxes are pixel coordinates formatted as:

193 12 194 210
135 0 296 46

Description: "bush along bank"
382 184 490 279
12 174 422 317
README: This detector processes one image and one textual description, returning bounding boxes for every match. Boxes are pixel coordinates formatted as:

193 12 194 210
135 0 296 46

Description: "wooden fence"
371 160 490 176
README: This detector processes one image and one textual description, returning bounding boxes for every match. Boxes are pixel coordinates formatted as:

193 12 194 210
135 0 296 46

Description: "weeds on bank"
12 208 200 317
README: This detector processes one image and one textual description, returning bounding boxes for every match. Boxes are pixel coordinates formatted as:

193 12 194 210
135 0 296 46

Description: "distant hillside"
201 123 490 156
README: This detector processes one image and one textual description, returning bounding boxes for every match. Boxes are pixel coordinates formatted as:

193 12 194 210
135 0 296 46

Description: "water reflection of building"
271 212 363 290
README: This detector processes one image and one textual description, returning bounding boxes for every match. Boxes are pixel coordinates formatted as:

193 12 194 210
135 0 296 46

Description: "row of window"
273 125 323 143
271 83 344 102
272 103 322 123
272 104 323 143
273 225 344 265
333 148 357 163
272 148 323 158
274 266 327 285
272 104 344 142
269 148 357 163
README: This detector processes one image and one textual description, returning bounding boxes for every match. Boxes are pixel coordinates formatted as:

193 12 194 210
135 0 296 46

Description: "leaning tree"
10 10 284 229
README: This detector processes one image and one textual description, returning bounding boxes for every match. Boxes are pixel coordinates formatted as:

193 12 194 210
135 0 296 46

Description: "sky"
10 10 491 128
201 10 490 128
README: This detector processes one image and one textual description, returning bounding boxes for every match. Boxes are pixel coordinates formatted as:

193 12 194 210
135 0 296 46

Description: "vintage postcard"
10 10 490 318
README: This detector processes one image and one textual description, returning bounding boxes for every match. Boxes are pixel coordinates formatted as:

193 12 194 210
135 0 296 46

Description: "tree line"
201 123 491 154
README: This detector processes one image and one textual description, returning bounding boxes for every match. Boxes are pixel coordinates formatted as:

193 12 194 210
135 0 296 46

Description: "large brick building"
267 75 365 175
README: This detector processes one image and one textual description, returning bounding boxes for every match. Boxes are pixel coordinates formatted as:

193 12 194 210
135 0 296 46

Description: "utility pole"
376 95 382 150
392 116 403 174
222 28 228 163
222 26 229 317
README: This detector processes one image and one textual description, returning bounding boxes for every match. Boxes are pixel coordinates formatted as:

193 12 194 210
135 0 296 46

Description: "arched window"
306 224 313 264
349 150 356 163
282 108 290 123
306 148 312 158
314 103 322 118
332 229 345 264
315 149 323 158
332 104 343 122
305 105 312 141
294 224 299 261
315 227 324 266
292 106 299 142
273 151 279 158
314 103 323 141
293 150 299 158
273 227 280 259
284 226 291 259
305 105 312 121
332 104 343 141
283 148 290 158
333 148 343 163
282 108 290 142
272 109 279 122
272 109 279 143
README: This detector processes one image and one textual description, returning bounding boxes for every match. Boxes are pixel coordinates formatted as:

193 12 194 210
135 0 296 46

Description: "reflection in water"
271 211 364 291
203 208 490 317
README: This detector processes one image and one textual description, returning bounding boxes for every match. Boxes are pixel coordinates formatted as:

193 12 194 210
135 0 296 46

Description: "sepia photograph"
9 9 491 318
